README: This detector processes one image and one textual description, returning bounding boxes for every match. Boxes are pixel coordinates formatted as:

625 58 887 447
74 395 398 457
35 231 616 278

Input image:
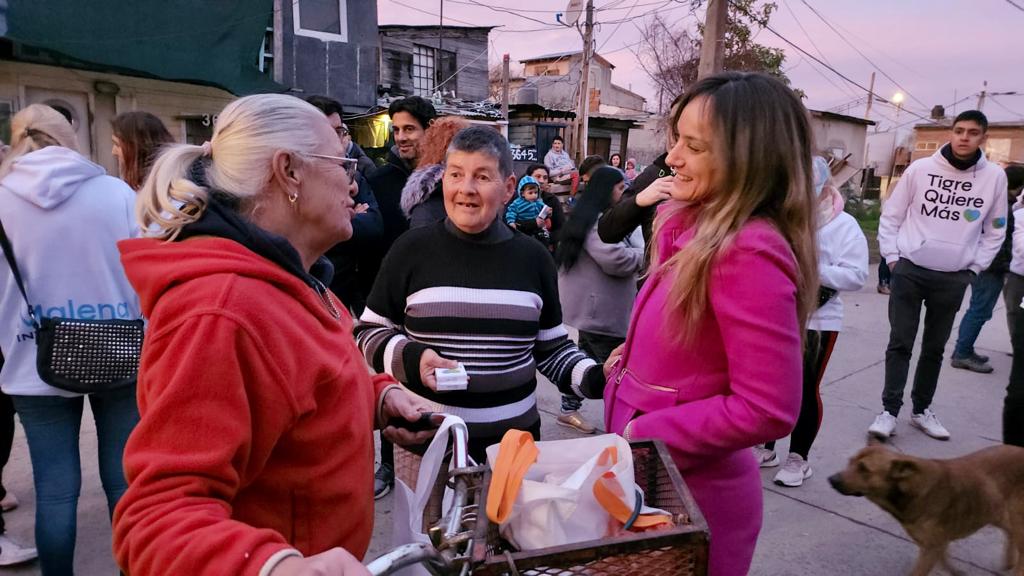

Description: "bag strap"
0 220 39 328
591 446 674 531
486 430 538 524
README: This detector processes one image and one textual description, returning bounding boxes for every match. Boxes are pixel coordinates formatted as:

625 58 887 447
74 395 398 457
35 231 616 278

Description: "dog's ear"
888 458 918 480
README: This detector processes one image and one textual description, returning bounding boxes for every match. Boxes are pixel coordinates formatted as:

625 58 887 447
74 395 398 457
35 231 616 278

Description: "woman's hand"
380 388 436 446
419 349 460 392
269 548 370 576
635 176 674 207
604 343 626 378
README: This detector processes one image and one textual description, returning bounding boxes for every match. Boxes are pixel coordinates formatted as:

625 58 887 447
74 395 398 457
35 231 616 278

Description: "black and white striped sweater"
354 218 605 458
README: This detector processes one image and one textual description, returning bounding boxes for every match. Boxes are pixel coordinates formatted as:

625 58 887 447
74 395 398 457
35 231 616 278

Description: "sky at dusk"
377 0 1024 130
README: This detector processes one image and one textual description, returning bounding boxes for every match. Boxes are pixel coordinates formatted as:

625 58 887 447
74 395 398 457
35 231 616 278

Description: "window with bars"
412 44 457 97
412 45 435 97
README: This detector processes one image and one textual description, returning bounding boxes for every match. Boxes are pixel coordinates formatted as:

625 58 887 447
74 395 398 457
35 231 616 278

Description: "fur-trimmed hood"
400 163 445 218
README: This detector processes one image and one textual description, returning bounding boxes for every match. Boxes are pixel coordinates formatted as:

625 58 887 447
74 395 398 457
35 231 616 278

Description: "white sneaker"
752 445 780 467
0 534 37 566
868 411 897 439
773 453 812 487
911 409 950 440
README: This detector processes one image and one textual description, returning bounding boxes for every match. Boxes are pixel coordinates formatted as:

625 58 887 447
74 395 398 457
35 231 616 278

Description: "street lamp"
892 92 905 119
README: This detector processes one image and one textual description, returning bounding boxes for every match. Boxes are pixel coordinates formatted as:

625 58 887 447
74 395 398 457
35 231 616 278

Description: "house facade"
378 25 492 101
502 50 649 165
911 120 1024 165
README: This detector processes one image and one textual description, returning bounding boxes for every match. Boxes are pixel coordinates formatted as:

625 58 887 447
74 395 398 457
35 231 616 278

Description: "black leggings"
1004 274 1024 447
766 330 839 459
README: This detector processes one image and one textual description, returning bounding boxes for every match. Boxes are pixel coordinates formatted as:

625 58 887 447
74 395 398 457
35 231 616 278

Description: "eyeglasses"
303 153 358 179
334 126 350 137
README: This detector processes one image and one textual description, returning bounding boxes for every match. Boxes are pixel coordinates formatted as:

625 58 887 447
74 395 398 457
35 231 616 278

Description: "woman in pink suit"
603 72 819 576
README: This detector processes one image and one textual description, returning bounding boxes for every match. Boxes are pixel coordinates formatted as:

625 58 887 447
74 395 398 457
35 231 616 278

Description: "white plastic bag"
389 415 468 576
484 432 672 551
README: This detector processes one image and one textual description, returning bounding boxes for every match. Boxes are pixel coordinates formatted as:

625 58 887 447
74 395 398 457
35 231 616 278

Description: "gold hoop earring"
288 193 298 204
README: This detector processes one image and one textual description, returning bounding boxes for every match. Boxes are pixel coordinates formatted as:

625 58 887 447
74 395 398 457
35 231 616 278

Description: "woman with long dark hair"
555 166 644 434
111 111 173 191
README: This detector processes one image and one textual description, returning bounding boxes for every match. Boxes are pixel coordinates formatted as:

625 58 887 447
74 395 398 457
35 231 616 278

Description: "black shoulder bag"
0 220 143 394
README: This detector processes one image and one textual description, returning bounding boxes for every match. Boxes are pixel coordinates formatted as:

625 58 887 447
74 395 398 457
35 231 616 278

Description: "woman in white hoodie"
0 104 141 574
755 157 868 486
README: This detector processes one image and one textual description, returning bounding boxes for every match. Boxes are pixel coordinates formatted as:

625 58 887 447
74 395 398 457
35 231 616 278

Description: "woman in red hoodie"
113 94 432 576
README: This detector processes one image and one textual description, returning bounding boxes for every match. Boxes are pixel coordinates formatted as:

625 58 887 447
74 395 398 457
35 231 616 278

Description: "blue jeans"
953 270 1006 359
11 385 139 576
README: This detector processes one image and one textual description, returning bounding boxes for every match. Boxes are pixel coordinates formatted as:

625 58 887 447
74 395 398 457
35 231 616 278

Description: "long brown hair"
419 116 468 166
652 72 818 341
112 111 173 190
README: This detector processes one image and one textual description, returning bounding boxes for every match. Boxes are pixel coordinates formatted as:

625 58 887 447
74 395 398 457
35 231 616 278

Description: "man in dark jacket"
306 96 384 314
951 163 1024 373
362 96 436 501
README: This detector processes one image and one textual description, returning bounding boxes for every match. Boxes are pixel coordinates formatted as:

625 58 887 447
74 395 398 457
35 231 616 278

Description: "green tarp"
2 0 285 95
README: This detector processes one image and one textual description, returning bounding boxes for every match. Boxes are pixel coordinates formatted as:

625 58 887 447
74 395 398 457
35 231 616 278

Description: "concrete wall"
911 125 1024 164
809 114 868 169
0 61 235 175
522 57 644 113
277 0 379 113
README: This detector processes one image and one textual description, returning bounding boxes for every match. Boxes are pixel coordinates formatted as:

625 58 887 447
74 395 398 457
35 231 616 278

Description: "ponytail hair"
137 94 329 240
0 104 79 179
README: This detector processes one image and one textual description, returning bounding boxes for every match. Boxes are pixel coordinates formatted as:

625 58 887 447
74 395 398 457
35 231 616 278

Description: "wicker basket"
468 440 709 576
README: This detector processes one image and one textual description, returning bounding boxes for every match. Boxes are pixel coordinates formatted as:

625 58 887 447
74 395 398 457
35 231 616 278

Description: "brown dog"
829 444 1024 576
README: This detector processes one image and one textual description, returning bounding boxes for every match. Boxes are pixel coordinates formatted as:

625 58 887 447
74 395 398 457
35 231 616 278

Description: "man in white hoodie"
870 110 1008 441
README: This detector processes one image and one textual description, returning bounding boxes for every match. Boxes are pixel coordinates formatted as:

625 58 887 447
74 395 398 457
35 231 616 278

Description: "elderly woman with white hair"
112 94 432 576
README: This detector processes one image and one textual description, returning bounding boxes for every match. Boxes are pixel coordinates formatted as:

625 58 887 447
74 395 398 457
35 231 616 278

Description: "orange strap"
486 430 539 524
591 445 674 530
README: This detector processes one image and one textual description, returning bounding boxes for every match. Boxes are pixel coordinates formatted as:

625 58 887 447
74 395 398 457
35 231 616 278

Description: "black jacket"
597 152 671 247
988 197 1016 274
325 171 383 310
347 141 377 178
360 147 415 302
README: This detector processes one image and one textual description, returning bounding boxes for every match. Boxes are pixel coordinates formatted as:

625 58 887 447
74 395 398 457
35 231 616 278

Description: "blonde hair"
652 73 819 342
137 94 328 239
0 104 79 179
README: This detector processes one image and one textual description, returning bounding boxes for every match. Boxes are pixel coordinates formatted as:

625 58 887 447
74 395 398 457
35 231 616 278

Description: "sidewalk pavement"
0 266 1014 575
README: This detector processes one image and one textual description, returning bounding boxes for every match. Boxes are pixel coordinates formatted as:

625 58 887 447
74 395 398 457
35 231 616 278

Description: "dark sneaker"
972 352 990 364
374 463 394 500
951 355 994 374
877 284 891 295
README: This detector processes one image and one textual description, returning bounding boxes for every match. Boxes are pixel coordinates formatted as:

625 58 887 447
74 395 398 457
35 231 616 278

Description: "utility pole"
575 0 595 164
864 71 876 121
697 0 729 79
977 80 988 111
501 54 510 120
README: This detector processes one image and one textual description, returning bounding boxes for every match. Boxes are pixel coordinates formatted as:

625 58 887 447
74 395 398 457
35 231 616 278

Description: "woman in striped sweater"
355 127 605 461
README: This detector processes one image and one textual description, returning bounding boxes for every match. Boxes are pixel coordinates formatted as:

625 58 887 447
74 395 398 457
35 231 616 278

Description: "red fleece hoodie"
113 236 392 575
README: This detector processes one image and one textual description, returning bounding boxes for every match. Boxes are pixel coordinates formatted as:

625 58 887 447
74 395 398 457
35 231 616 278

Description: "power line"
1005 0 1024 13
779 0 858 100
389 0 480 26
989 96 1024 119
725 0 938 126
795 0 928 110
596 0 640 53
446 0 558 26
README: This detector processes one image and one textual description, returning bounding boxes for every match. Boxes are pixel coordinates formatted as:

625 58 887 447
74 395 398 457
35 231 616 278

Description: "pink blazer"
605 205 803 575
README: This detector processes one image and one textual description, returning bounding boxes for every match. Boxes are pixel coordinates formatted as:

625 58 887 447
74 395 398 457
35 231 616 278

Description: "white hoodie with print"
0 146 141 397
878 148 1008 273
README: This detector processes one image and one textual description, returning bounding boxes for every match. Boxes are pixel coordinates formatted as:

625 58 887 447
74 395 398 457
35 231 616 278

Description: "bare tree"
632 0 798 113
